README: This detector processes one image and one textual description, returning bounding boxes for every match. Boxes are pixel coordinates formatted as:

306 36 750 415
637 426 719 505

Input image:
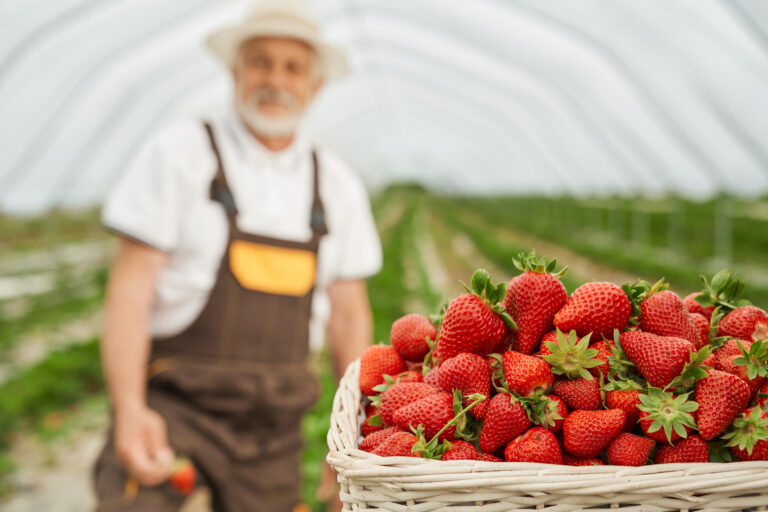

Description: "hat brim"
206 21 349 81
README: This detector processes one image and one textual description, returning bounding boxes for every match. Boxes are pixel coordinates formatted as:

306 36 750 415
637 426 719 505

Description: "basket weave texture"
327 359 768 512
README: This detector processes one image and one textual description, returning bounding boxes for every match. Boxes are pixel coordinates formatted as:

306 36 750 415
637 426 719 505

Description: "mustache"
247 88 299 110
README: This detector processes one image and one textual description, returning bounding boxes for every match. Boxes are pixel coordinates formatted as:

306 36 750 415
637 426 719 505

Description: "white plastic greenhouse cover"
1 0 768 215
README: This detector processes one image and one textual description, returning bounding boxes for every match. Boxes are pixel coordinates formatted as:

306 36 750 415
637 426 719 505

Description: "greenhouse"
1 1 768 511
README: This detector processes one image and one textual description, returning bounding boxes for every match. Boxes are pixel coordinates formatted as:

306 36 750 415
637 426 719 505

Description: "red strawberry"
503 252 568 354
478 393 531 453
435 270 514 363
538 330 558 357
554 282 631 339
440 440 480 461
724 407 768 461
689 312 710 350
606 433 655 466
438 353 491 419
423 366 440 386
361 404 384 436
378 382 441 425
639 289 701 346
504 427 562 464
359 345 406 396
605 389 642 432
391 314 436 362
477 452 504 462
562 409 625 458
169 459 195 495
359 426 401 452
371 431 420 457
684 292 715 320
713 339 765 394
392 370 423 384
654 434 709 463
718 306 768 342
552 378 602 411
589 339 614 378
620 331 694 388
392 391 457 442
695 369 751 440
562 455 605 466
502 351 554 397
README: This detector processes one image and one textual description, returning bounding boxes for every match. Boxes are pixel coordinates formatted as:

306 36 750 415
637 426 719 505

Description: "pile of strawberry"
357 251 768 465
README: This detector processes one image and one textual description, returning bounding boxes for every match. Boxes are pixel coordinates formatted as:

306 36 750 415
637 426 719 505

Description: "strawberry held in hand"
169 458 195 495
503 251 568 354
554 282 631 339
435 270 516 363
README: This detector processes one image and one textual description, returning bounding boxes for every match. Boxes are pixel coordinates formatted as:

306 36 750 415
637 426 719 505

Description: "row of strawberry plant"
434 195 768 306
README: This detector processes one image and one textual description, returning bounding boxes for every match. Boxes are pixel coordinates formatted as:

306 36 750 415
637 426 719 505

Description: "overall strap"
204 122 238 218
309 149 328 237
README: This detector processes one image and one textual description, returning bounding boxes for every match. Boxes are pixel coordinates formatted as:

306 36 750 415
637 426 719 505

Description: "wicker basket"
327 359 768 512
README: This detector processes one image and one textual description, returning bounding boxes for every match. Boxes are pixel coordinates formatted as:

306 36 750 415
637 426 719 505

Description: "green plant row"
0 267 107 353
440 195 768 305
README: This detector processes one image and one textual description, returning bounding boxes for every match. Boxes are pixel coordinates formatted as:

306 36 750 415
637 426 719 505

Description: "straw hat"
206 1 349 80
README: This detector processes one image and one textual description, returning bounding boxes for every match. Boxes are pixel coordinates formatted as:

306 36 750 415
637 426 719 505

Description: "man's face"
233 37 323 138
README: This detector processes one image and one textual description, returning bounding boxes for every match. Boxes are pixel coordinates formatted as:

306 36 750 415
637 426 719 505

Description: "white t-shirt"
102 108 382 351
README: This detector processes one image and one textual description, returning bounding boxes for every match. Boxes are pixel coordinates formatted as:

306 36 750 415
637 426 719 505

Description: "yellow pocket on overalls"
229 239 317 296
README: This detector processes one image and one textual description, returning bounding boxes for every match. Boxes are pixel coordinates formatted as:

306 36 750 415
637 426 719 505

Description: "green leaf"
471 269 490 296
367 415 383 427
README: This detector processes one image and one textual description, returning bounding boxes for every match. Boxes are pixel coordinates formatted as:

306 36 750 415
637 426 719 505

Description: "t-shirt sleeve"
101 126 190 252
331 169 382 281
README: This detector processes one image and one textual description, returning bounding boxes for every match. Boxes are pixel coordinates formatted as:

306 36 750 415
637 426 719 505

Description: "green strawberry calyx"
733 339 768 380
512 250 567 278
541 329 601 380
370 371 416 401
637 387 698 444
696 269 749 312
665 346 712 393
622 278 667 326
518 393 563 428
722 406 768 455
606 329 644 386
463 269 518 330
410 392 486 459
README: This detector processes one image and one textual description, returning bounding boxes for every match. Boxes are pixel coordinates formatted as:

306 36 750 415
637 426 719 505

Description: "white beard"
235 87 304 138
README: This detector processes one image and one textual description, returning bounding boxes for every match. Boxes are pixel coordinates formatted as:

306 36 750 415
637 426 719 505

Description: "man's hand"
114 405 175 486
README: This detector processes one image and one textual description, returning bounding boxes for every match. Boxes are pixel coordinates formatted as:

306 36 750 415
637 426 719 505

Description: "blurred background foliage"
1 186 767 510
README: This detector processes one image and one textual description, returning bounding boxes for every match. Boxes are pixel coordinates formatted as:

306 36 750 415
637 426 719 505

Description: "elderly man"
92 2 380 511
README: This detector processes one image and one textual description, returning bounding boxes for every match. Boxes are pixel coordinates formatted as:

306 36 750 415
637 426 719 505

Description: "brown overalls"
94 123 325 512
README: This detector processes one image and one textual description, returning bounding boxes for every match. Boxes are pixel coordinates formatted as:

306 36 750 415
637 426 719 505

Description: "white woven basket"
327 359 768 512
